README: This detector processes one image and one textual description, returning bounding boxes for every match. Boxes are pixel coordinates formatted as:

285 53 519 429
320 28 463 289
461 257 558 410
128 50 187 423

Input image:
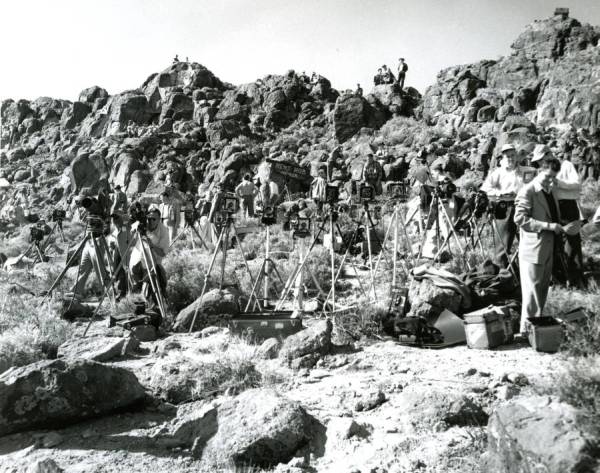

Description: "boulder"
496 103 514 121
485 396 598 473
61 101 92 129
408 278 463 319
126 170 151 194
110 151 144 189
69 152 109 194
279 319 332 363
333 95 384 143
502 115 535 132
194 388 320 468
0 359 145 436
477 104 497 122
27 458 65 473
57 336 139 362
173 288 241 332
396 383 488 432
159 92 194 122
105 91 155 136
13 169 31 182
257 338 281 359
78 86 109 104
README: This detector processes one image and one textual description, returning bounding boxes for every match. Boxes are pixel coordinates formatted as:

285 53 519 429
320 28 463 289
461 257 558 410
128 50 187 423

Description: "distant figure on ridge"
355 83 363 97
397 58 408 90
173 54 179 63
373 67 383 85
382 65 395 85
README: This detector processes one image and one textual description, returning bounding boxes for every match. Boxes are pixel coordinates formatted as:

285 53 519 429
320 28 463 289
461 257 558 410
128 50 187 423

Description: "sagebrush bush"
0 295 73 373
163 248 208 313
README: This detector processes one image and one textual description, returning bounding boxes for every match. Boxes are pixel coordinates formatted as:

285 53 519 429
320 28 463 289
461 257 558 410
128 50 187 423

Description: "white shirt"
481 165 525 198
555 160 581 201
129 222 170 267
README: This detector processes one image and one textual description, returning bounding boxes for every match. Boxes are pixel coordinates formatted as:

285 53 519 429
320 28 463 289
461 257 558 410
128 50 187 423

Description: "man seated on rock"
382 65 395 85
129 205 170 312
235 173 258 218
480 144 525 267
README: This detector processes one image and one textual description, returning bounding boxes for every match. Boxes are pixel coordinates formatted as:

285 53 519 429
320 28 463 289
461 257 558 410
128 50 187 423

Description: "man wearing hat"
533 143 584 287
129 205 170 309
480 143 525 266
396 58 408 90
361 152 383 195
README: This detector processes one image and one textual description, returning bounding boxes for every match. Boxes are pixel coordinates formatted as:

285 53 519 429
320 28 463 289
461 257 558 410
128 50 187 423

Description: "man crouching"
129 205 170 313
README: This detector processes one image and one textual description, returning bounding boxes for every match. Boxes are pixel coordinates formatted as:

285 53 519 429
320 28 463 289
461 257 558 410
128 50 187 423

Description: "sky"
2 0 600 102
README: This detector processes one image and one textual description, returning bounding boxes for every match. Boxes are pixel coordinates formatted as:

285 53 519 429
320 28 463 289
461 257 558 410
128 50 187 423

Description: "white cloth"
481 165 525 197
555 160 582 201
593 206 600 225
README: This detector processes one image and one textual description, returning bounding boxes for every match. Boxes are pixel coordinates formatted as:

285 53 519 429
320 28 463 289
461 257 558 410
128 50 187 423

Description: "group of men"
373 59 408 90
478 141 585 333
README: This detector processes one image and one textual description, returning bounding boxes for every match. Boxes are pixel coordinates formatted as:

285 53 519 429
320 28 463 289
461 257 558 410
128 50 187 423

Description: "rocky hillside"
3 12 600 212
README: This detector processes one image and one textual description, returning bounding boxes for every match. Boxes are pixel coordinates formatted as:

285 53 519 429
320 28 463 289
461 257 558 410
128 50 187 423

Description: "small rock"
354 390 386 412
495 384 520 401
256 337 280 359
503 372 530 386
464 368 477 376
81 429 95 439
131 325 158 342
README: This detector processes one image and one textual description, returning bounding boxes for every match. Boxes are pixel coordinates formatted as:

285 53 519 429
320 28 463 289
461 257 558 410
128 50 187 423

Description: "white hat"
501 144 516 153
532 144 553 163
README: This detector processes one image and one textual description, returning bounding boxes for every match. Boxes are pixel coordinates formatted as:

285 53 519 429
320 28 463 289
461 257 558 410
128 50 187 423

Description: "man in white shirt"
480 143 525 266
534 144 584 286
235 174 258 218
129 206 170 309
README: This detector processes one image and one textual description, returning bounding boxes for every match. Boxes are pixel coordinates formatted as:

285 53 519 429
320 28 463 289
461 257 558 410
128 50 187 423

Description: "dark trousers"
557 199 584 287
493 205 517 268
397 72 406 90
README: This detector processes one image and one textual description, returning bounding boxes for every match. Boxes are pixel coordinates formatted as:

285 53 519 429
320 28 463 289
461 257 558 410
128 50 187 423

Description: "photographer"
129 206 170 310
361 153 383 195
310 168 327 213
159 191 180 243
107 213 129 300
480 144 524 267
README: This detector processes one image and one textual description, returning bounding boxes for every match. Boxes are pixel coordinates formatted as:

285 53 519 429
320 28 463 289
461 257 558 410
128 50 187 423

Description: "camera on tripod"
487 198 511 220
325 185 339 204
432 180 457 201
51 208 66 223
259 205 278 226
387 180 409 201
86 215 106 237
29 223 48 244
359 184 375 203
290 216 311 237
222 195 238 214
183 207 199 225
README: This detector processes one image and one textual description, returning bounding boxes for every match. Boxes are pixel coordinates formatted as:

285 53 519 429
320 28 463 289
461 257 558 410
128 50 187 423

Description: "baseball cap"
532 144 553 162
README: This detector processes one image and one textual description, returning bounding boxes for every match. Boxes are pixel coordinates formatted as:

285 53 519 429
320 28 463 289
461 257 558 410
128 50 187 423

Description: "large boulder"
159 92 194 122
278 319 332 365
0 359 145 436
126 170 151 194
173 288 241 332
485 396 598 473
61 101 92 129
110 151 145 189
78 86 109 104
69 152 109 194
333 95 384 143
193 388 320 468
104 91 155 136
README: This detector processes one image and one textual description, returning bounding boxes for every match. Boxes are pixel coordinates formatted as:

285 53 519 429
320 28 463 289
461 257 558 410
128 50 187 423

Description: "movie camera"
289 215 311 237
128 204 147 234
358 184 375 203
386 180 410 201
51 208 66 223
29 222 50 243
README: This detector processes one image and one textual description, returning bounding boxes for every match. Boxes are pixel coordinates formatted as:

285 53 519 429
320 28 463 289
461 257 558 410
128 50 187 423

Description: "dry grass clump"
0 294 73 374
163 247 208 313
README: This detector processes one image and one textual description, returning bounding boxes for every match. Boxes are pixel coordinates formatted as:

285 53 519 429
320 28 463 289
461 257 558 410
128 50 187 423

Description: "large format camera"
128 204 147 235
29 224 48 243
51 208 66 223
259 205 278 226
432 180 457 200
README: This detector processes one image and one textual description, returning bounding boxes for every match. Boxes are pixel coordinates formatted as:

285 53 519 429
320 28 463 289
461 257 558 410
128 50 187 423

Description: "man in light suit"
514 157 564 333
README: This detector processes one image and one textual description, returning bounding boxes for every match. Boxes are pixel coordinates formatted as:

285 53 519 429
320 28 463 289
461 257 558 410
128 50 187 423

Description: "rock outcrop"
0 359 145 436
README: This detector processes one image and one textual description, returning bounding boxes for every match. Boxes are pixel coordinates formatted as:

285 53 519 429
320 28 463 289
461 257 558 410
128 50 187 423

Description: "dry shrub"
0 294 73 373
163 248 208 313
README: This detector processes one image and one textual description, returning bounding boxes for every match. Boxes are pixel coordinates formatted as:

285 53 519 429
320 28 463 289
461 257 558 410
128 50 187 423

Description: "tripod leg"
230 223 259 303
82 238 136 337
190 224 209 250
244 260 266 312
90 237 116 306
364 209 377 300
168 226 186 249
188 226 226 333
42 235 89 299
138 234 168 320
275 217 328 310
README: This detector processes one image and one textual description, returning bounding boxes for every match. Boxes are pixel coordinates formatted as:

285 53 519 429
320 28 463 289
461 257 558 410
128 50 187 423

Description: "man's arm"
480 170 499 195
514 186 561 234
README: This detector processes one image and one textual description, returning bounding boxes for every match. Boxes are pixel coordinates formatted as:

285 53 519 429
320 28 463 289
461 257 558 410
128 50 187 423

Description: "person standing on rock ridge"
374 68 383 85
514 158 564 334
110 185 128 216
355 83 363 97
173 54 179 63
481 144 525 267
396 58 408 90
